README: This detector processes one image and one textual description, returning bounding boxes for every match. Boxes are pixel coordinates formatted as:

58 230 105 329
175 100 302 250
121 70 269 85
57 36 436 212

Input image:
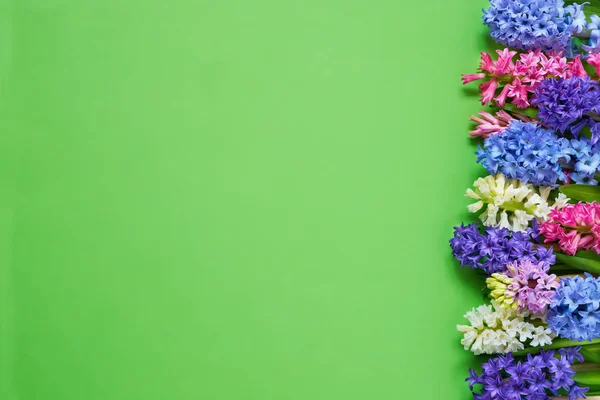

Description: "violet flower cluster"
467 349 588 400
533 77 600 145
450 223 555 275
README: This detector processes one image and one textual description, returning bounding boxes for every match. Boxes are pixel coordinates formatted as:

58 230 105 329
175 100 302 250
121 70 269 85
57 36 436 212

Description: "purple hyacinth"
450 223 555 275
467 349 587 400
533 77 600 144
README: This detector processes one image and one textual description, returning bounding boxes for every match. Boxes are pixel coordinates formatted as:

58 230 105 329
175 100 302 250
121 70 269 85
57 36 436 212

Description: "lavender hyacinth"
533 77 600 144
467 349 588 400
450 222 555 275
487 259 559 313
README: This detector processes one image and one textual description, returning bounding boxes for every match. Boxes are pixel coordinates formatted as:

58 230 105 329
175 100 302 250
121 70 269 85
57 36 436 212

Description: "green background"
0 0 491 398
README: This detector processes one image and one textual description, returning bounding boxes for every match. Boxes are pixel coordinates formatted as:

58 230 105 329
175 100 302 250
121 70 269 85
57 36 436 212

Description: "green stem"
500 103 538 119
513 338 600 357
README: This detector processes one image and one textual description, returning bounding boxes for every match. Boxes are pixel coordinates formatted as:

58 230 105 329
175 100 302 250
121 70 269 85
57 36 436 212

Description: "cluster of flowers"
541 203 600 255
477 121 600 186
467 349 588 400
453 1 600 399
457 300 554 355
483 0 596 53
465 173 569 231
450 223 554 274
462 49 586 108
548 273 600 341
488 260 559 313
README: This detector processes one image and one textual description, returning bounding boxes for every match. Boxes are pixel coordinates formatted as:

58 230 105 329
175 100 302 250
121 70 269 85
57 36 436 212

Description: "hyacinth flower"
462 48 586 108
583 14 600 53
588 53 600 76
487 259 559 314
483 0 599 55
467 349 589 400
466 173 570 232
457 300 554 355
450 222 555 275
476 121 600 187
468 110 538 138
533 76 600 145
547 273 600 342
539 202 600 255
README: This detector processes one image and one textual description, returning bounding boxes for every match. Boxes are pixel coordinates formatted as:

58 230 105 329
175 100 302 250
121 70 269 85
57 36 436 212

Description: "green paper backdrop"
0 0 491 398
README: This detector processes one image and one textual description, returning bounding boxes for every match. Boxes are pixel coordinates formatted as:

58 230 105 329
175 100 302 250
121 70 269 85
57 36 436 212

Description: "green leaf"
555 253 600 275
581 348 600 364
513 337 600 357
560 184 600 203
575 251 600 262
574 370 600 386
583 344 600 353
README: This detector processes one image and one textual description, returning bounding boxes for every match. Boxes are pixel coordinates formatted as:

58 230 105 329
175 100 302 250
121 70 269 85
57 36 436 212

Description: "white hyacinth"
456 300 554 355
465 173 569 232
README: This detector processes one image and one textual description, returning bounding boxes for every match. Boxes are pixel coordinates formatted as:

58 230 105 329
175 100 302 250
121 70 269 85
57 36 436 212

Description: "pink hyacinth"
539 202 600 255
462 49 588 109
588 53 600 76
505 260 559 314
468 110 537 138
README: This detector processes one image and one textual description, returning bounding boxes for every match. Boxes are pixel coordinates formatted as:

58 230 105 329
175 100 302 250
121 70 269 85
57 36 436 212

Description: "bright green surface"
1 0 490 399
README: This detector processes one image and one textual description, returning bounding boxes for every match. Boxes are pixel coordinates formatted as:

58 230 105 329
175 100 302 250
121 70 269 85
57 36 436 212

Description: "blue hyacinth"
547 273 600 342
476 121 600 186
482 0 600 55
583 14 600 52
477 121 564 186
483 0 590 53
